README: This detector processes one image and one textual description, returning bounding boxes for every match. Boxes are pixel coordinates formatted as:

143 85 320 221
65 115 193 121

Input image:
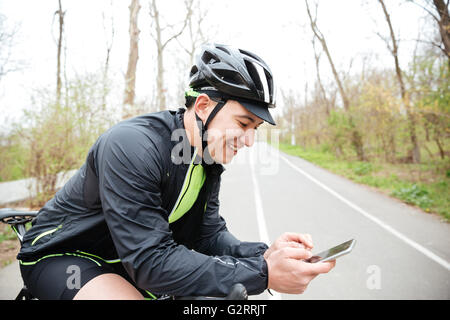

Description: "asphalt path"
0 142 449 300
220 142 449 300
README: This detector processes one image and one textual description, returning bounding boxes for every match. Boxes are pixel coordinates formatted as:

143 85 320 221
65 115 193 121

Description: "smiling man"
184 97 264 164
17 43 335 300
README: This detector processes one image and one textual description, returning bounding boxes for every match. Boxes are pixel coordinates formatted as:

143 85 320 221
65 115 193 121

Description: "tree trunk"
434 133 446 159
56 0 64 106
152 0 165 111
305 0 365 160
149 0 193 111
312 39 330 116
433 0 450 65
123 0 140 114
102 5 115 111
378 0 421 163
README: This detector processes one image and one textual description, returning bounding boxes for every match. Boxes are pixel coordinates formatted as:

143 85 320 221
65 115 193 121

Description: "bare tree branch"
0 15 23 81
305 0 349 110
378 0 421 163
148 0 193 110
161 0 193 49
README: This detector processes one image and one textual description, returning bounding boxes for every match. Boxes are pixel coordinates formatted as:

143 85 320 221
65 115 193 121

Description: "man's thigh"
20 254 142 300
73 273 144 300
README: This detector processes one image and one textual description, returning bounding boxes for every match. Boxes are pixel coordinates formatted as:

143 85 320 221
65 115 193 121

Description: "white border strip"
249 149 282 300
278 151 450 271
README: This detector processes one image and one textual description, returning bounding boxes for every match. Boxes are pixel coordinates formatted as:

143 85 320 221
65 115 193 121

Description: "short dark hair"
185 95 196 109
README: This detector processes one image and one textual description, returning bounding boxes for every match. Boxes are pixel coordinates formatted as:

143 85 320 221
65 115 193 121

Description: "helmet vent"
214 69 245 86
244 59 264 93
216 46 231 55
264 69 273 97
202 51 219 65
189 65 198 77
239 49 262 63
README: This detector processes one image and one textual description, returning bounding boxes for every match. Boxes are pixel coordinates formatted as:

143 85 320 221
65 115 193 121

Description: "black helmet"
187 43 276 126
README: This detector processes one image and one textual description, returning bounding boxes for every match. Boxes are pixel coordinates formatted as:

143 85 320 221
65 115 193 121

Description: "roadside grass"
0 223 16 243
0 224 20 268
277 143 449 222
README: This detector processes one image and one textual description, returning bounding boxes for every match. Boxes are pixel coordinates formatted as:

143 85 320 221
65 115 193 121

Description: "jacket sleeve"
194 175 269 258
96 126 268 296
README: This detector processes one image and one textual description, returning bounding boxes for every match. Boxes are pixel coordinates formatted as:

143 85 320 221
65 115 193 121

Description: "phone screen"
306 239 355 263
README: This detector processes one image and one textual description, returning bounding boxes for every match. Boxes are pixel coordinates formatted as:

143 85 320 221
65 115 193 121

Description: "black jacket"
17 108 269 296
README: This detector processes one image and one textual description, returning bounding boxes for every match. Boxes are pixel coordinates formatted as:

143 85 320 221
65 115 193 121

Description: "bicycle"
0 208 248 300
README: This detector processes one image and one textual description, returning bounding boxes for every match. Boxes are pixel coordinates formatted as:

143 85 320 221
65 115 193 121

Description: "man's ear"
193 94 212 123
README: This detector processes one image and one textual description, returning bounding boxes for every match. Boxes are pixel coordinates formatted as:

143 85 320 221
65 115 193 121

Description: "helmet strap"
194 99 227 164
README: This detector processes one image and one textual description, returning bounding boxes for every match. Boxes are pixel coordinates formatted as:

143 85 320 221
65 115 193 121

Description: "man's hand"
263 233 336 294
264 232 314 260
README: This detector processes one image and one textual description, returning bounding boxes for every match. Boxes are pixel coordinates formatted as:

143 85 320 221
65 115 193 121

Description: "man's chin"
207 145 237 164
211 152 235 165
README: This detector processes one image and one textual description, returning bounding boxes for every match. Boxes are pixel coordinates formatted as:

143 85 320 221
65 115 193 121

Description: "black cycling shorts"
19 253 148 300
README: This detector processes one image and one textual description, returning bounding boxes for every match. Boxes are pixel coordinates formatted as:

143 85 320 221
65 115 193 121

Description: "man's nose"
240 128 255 147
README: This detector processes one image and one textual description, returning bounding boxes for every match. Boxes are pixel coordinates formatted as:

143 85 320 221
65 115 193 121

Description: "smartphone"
306 239 356 263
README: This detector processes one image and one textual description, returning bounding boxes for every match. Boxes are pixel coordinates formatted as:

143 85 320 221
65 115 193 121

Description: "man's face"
205 100 264 164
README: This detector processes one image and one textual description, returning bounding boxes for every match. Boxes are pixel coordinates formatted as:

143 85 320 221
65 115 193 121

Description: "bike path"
220 142 449 299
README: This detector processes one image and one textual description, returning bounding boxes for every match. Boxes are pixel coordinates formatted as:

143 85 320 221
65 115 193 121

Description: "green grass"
277 142 449 222
0 224 16 243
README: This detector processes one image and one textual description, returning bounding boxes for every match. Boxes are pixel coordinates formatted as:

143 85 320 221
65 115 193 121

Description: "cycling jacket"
17 107 269 297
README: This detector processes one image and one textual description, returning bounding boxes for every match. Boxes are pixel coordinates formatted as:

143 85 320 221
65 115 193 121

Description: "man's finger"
282 232 314 249
304 234 313 246
304 260 336 275
282 247 313 260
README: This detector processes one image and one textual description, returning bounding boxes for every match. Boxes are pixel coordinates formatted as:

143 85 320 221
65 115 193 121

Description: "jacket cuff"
262 255 269 290
236 241 269 258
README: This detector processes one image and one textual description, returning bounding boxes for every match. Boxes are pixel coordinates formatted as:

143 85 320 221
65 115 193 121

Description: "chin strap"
195 100 227 164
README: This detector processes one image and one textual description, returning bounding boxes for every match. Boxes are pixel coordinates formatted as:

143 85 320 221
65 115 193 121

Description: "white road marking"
249 149 283 300
275 148 450 272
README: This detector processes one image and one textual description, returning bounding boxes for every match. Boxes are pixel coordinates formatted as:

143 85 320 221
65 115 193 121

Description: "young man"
17 44 335 299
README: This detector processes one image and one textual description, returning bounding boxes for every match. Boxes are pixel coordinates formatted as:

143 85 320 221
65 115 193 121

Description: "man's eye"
238 121 249 128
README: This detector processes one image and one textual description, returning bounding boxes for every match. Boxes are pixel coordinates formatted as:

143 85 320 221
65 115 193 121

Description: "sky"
0 0 430 133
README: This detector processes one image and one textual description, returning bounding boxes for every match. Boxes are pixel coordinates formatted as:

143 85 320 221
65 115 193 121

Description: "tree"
102 1 115 111
176 0 210 66
149 0 193 111
123 0 141 117
20 72 116 207
0 15 22 84
409 0 450 66
312 37 331 116
378 0 421 163
305 0 365 161
432 0 450 64
54 0 65 106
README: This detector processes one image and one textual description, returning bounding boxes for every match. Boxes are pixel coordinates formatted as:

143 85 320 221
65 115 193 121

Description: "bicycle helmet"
187 43 276 126
186 43 277 163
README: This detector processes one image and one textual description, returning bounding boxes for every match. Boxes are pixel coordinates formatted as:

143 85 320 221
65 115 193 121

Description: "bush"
15 72 118 207
352 162 373 176
392 184 433 210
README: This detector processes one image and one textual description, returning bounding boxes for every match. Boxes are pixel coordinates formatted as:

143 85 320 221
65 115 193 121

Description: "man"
17 43 335 299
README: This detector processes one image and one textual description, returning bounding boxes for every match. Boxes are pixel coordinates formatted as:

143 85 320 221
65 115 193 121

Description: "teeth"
228 143 238 151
